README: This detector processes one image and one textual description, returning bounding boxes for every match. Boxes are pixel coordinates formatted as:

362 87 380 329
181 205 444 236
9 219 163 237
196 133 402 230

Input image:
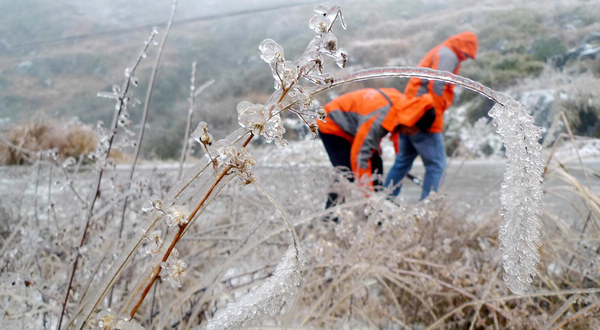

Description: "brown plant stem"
129 133 255 319
277 84 293 104
129 167 229 319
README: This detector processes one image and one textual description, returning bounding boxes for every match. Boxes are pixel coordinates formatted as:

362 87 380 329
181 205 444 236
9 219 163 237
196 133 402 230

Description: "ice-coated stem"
490 95 544 294
128 132 256 320
313 66 503 105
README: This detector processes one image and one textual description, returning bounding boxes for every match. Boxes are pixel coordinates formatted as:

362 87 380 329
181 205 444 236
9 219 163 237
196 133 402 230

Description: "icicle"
489 95 544 294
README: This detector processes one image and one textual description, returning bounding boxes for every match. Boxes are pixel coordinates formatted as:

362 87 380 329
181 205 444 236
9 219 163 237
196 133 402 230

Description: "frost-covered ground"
1 136 600 328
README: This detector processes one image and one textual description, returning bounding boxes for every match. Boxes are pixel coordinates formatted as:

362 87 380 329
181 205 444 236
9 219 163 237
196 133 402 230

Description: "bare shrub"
61 125 98 160
0 118 98 165
558 74 600 137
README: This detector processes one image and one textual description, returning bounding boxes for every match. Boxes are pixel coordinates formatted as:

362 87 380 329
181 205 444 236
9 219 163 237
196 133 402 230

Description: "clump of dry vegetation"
0 118 98 165
291 175 600 328
1 154 598 328
91 152 597 329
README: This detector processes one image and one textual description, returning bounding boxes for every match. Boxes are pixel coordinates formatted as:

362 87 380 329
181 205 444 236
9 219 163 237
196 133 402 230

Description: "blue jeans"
385 132 446 200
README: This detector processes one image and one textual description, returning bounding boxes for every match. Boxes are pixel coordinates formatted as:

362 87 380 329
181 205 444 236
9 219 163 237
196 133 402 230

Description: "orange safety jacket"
404 31 478 133
318 88 433 181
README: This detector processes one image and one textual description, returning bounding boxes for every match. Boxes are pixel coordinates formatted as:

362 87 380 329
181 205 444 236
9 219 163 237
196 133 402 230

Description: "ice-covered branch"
312 66 502 105
313 66 544 294
249 4 545 296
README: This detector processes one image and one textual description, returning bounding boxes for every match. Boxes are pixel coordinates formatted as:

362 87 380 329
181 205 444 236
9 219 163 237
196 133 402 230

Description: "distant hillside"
0 0 598 159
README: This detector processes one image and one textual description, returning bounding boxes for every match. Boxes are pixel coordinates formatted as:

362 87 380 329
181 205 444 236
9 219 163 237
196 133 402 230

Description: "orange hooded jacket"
318 88 433 181
404 31 478 133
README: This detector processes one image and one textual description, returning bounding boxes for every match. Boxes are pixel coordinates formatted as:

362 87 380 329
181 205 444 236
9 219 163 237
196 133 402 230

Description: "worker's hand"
415 107 436 132
397 125 420 135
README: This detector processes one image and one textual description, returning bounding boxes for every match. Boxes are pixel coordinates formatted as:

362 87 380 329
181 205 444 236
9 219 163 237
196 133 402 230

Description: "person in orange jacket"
318 88 434 209
386 31 478 200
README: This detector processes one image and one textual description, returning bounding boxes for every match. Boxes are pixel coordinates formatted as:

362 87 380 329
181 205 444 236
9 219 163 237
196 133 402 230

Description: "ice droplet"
62 157 76 168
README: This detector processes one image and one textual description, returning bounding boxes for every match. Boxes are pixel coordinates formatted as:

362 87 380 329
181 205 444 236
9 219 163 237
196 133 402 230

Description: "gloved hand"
415 107 436 132
397 125 420 135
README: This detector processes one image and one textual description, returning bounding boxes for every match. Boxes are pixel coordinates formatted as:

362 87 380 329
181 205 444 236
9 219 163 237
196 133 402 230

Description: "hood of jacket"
443 31 478 61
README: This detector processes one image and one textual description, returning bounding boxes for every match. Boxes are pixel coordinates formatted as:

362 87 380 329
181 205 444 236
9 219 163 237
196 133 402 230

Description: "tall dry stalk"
178 62 214 180
116 0 178 247
58 29 159 330
178 61 198 181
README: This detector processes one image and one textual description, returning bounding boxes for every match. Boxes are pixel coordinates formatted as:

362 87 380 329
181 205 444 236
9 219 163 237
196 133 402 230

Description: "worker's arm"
430 47 459 111
351 115 387 185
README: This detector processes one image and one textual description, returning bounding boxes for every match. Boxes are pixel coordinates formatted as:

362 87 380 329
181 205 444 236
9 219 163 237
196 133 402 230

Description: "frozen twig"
61 28 159 330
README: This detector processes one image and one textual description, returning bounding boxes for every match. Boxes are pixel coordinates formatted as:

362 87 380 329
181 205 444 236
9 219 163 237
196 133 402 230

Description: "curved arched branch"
312 66 503 105
312 66 544 294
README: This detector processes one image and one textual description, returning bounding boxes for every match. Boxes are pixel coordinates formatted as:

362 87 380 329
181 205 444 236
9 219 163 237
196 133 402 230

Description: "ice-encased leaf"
335 48 348 68
237 101 268 134
321 32 338 53
309 5 345 33
191 121 213 145
308 13 328 33
204 245 304 330
259 39 284 64
312 4 328 15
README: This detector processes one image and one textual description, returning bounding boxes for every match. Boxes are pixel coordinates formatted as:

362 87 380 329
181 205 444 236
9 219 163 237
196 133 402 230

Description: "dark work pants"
319 132 383 209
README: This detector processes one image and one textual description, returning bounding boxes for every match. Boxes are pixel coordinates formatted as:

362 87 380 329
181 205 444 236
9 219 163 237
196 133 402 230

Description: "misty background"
1 0 599 160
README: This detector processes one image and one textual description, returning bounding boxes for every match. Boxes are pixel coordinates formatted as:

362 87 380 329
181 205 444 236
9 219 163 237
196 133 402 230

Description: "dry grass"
0 118 98 165
95 151 598 329
292 192 599 329
0 138 598 329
